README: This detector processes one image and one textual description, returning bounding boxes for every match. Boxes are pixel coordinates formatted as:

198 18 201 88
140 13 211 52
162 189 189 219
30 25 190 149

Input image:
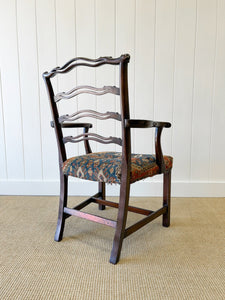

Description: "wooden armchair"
43 54 173 264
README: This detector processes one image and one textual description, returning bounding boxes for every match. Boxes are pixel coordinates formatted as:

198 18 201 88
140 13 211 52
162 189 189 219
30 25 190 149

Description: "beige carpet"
0 196 224 300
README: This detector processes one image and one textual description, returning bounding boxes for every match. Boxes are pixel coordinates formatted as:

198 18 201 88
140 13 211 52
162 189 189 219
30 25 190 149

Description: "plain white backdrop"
0 0 225 197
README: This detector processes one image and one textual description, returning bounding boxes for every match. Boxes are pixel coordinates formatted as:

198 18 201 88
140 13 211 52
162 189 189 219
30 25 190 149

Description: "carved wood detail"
59 109 121 123
63 132 122 146
54 85 120 102
43 54 130 79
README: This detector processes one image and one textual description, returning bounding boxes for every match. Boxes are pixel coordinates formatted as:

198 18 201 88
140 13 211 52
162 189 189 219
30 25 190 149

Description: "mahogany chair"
43 54 173 264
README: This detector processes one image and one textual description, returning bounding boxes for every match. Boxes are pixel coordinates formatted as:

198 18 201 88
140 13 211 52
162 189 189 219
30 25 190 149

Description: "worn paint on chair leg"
109 179 130 264
98 182 106 210
162 170 171 227
54 174 68 241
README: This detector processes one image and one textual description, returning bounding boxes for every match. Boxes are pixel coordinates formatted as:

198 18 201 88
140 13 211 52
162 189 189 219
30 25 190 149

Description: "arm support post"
125 119 171 173
155 126 165 173
50 121 93 155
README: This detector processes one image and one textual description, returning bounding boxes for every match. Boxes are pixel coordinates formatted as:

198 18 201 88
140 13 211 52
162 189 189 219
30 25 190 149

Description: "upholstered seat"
63 152 173 184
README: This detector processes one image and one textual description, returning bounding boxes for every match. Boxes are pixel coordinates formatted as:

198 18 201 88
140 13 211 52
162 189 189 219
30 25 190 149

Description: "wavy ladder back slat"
58 109 122 123
55 85 120 102
42 54 172 264
63 133 122 146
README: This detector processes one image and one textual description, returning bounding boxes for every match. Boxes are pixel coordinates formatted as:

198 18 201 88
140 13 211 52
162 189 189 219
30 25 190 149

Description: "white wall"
0 0 225 197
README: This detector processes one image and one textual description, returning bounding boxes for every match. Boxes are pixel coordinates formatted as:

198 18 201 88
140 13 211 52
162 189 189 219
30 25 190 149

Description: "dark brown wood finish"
63 132 122 146
98 182 106 210
64 207 117 228
110 55 131 264
163 170 171 227
43 54 172 264
83 126 92 155
92 198 153 215
55 85 120 102
125 119 171 174
50 121 92 129
125 119 171 128
124 206 167 238
59 110 121 123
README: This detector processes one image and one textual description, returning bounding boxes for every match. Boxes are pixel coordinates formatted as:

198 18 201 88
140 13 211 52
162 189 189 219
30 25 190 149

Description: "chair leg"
54 174 68 241
110 180 130 264
162 170 171 227
98 182 105 210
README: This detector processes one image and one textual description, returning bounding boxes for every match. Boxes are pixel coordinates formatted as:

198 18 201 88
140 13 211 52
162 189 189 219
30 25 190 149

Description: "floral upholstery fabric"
62 152 173 184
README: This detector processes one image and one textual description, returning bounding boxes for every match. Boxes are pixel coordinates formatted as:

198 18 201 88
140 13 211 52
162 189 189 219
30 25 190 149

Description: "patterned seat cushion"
62 152 173 184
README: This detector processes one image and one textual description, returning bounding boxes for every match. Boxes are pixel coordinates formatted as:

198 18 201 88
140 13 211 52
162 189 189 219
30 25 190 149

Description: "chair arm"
51 121 93 154
50 121 92 129
125 119 171 173
125 119 171 128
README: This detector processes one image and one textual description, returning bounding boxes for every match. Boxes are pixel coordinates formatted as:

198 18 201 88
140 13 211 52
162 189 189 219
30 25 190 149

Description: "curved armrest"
50 121 92 129
125 119 171 173
125 119 171 128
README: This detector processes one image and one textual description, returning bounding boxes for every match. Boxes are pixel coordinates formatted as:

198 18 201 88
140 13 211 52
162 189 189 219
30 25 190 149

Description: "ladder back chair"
43 54 173 264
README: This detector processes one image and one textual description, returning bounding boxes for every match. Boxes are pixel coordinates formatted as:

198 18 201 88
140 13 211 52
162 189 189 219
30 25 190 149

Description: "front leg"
110 178 130 264
162 170 171 227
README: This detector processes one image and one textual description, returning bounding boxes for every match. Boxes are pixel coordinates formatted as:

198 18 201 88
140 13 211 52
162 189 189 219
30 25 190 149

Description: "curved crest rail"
43 54 130 78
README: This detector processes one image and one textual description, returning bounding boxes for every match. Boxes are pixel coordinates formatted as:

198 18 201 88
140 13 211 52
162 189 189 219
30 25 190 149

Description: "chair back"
43 55 131 169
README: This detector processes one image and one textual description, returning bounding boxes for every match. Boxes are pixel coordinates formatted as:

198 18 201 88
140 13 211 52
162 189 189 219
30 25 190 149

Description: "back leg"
98 182 106 210
54 174 68 241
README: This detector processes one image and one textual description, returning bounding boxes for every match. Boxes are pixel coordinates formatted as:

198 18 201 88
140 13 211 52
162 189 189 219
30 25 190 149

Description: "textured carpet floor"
0 196 224 300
